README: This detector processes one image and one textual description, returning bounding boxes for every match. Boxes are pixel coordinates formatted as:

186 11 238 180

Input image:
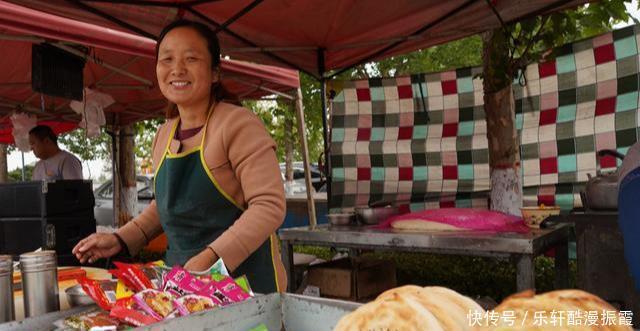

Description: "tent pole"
318 48 331 209
294 88 317 228
21 152 25 181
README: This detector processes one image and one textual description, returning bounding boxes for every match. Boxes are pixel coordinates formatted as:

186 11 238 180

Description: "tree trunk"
116 125 137 228
284 114 294 182
482 29 522 215
294 89 317 227
0 144 7 183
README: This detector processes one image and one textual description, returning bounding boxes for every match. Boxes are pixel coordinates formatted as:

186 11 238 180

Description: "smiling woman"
72 20 287 294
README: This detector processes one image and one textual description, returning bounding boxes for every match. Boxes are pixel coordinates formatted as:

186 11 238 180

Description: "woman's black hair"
157 19 236 117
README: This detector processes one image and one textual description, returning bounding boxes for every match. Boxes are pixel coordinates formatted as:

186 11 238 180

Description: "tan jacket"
116 102 287 291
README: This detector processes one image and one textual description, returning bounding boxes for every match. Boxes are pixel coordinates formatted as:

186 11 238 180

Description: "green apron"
154 111 279 293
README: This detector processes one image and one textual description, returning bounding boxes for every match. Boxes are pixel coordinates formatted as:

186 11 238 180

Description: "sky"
7 1 640 183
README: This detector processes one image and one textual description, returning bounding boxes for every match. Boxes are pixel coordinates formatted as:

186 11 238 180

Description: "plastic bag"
10 113 37 152
378 208 530 233
70 88 112 138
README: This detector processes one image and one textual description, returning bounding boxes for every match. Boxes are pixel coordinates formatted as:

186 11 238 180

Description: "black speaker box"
32 43 85 101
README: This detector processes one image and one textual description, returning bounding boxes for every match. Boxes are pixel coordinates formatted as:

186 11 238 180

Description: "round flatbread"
391 219 466 231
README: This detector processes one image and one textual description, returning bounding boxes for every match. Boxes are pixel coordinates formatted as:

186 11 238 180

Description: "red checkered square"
443 166 458 179
399 167 413 180
356 88 371 101
442 123 458 137
538 195 556 206
397 85 413 99
441 80 457 95
440 200 455 208
538 60 557 78
599 155 617 168
595 97 616 116
540 157 558 174
594 43 615 64
398 127 413 140
539 108 558 126
357 128 371 141
357 168 371 181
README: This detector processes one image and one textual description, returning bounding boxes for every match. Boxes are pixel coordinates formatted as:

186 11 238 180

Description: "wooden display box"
307 256 396 301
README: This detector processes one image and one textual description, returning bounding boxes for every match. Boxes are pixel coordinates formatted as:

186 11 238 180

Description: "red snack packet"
110 297 159 327
77 277 117 311
162 266 207 298
112 262 154 292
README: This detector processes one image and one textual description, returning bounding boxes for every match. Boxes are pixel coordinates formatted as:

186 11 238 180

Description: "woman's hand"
184 248 218 272
72 233 123 264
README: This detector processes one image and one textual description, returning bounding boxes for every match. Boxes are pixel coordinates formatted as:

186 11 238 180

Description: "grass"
294 245 577 302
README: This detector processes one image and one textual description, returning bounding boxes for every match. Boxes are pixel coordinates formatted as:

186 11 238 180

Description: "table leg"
554 239 569 289
281 241 294 292
516 254 535 292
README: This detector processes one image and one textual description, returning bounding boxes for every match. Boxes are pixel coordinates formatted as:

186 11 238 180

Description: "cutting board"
12 267 111 321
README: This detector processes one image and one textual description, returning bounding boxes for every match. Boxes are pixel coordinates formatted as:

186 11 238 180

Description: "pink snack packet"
162 266 207 298
198 276 250 306
132 289 176 321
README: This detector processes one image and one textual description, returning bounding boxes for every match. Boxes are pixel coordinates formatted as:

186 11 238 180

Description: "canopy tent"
0 1 300 144
7 0 589 78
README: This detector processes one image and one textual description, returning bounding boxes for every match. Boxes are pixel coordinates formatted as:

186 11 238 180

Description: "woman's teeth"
171 81 190 87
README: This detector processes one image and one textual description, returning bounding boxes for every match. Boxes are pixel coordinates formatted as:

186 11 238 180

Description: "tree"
8 164 33 182
482 0 632 214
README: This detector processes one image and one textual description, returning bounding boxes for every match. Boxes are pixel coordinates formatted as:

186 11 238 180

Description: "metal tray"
0 293 360 331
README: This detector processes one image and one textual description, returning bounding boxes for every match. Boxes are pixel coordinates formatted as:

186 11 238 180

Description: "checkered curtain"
328 25 639 212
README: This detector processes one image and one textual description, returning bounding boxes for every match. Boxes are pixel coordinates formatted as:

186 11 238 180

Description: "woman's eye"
161 57 172 63
187 57 198 62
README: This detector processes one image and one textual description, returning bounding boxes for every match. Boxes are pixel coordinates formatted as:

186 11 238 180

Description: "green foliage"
8 164 33 181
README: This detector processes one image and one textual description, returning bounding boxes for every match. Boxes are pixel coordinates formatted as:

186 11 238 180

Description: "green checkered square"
556 193 575 211
556 54 576 74
616 92 638 112
332 168 345 181
371 127 385 141
516 113 524 130
615 36 638 59
457 77 474 93
557 104 577 123
372 167 385 181
333 92 345 102
459 164 474 180
558 154 577 172
458 121 475 136
414 166 428 180
370 87 385 101
332 128 345 143
413 125 428 139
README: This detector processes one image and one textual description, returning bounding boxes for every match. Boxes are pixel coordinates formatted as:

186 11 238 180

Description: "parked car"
280 162 325 194
93 175 154 227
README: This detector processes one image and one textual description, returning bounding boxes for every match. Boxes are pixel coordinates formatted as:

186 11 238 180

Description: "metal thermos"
0 255 14 322
20 251 59 317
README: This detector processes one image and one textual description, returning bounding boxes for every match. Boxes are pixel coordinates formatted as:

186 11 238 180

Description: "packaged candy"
197 282 230 306
77 278 117 311
173 294 217 316
112 262 154 292
62 309 120 330
214 276 252 302
162 266 207 297
109 297 159 327
133 289 176 320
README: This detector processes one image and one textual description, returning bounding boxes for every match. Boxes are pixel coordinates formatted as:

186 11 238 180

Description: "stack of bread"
475 289 632 331
333 285 484 331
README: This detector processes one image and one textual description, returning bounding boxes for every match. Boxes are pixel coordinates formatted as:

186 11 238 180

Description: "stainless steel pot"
355 205 400 225
581 150 624 211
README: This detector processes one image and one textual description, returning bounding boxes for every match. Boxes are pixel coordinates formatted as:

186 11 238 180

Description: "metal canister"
20 251 59 317
0 255 14 322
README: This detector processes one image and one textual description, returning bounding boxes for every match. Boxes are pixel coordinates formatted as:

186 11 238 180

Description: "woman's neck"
177 98 214 129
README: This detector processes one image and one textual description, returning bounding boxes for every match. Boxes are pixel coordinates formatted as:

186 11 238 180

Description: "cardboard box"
307 257 396 300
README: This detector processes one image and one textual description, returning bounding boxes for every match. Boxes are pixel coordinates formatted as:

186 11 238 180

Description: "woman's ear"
212 68 220 84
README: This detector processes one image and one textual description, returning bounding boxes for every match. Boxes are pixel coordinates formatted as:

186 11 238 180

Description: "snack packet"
249 323 270 331
133 289 176 320
173 294 217 316
62 309 120 330
112 262 154 292
77 278 117 311
115 279 135 300
162 266 207 297
191 257 230 281
198 277 250 306
110 297 159 327
211 274 254 296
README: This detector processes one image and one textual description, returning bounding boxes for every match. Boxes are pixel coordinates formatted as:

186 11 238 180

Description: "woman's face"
156 27 217 109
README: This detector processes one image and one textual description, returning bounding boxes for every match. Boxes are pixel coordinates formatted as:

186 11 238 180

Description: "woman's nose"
171 60 187 75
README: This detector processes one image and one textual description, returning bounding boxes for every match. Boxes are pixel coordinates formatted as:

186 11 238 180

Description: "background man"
28 125 83 180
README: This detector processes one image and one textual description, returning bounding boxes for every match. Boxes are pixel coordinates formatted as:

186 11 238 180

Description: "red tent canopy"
0 1 300 143
7 0 589 78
